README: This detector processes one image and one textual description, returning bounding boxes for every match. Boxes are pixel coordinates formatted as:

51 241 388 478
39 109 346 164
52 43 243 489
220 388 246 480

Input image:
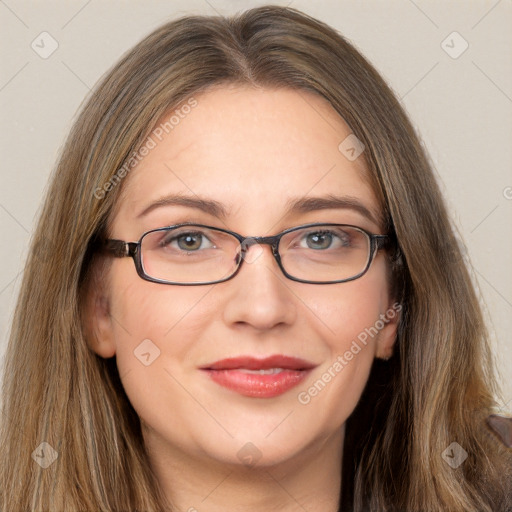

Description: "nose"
222 243 297 332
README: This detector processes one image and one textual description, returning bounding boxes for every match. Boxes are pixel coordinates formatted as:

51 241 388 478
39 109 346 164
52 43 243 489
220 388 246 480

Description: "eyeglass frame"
100 222 392 286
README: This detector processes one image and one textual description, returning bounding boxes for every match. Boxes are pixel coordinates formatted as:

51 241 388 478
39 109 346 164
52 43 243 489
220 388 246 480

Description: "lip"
200 355 317 398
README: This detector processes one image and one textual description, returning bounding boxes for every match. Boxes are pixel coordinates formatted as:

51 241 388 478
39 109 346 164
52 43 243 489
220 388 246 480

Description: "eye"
161 230 214 251
299 229 350 250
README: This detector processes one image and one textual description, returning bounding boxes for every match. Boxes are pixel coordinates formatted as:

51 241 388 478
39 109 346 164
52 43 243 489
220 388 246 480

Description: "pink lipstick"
200 355 316 398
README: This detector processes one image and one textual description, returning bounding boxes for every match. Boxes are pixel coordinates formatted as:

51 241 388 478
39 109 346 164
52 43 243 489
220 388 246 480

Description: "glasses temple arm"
102 239 136 258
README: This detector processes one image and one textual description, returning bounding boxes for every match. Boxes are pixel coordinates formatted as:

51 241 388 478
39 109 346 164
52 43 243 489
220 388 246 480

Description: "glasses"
102 223 391 285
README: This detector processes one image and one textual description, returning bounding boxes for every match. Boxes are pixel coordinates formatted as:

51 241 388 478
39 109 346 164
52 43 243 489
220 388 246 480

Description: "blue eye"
306 232 333 250
300 230 350 250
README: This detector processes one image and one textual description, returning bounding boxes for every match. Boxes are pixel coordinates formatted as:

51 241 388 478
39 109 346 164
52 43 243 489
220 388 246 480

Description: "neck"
144 425 344 512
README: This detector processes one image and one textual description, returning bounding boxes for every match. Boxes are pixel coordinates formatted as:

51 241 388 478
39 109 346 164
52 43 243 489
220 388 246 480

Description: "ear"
375 301 401 360
82 262 116 359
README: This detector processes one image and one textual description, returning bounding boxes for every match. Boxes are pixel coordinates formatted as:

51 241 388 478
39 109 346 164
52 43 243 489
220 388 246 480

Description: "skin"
87 85 399 512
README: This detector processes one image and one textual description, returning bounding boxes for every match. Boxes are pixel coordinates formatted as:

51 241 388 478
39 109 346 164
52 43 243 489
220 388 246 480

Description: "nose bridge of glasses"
240 235 280 255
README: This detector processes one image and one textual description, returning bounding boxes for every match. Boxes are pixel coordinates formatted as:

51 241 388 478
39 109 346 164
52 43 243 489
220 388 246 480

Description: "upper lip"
200 355 317 371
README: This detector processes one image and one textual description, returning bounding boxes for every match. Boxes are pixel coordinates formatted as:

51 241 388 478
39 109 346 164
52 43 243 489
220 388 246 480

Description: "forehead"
114 85 381 232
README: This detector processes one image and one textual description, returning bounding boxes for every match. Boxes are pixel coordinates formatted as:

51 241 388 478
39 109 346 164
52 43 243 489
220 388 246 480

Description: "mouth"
199 355 316 398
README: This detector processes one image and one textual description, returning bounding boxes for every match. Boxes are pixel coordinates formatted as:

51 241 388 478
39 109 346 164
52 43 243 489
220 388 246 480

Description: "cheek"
306 264 389 352
105 275 223 452
294 267 388 424
106 267 215 391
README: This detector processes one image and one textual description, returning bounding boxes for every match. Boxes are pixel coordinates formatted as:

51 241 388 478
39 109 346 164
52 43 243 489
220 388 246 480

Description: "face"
88 85 398 471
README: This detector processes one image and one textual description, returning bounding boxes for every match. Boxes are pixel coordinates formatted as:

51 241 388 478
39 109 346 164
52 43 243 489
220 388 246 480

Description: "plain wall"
1 0 511 409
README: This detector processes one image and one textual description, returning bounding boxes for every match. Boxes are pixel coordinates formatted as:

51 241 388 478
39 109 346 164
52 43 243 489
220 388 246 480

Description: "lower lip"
201 369 311 398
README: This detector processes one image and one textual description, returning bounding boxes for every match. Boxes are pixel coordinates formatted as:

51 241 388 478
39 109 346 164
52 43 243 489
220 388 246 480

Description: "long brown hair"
1 5 510 511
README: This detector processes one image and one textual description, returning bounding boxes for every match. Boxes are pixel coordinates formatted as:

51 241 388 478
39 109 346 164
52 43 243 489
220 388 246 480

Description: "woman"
1 5 510 511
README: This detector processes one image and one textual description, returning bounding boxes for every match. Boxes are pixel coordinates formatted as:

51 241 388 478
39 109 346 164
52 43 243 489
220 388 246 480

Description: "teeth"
237 368 285 375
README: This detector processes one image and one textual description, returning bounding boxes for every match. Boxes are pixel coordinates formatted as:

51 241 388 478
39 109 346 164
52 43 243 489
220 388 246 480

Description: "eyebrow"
137 194 229 219
283 195 382 227
137 193 381 226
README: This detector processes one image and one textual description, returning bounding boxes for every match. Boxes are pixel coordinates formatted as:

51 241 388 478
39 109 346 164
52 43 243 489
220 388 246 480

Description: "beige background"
1 0 511 409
